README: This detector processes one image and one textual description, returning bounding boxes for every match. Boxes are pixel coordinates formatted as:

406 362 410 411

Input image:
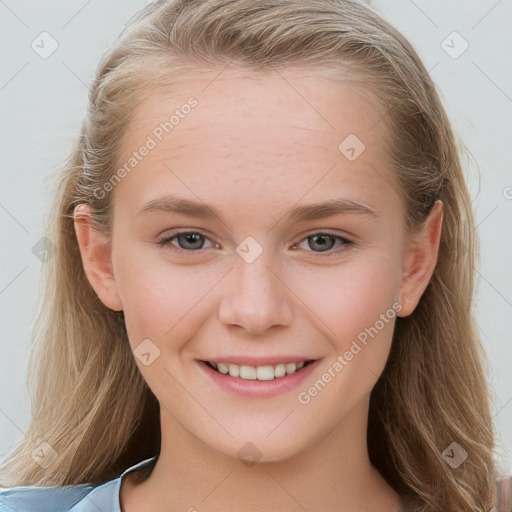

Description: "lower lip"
196 359 322 398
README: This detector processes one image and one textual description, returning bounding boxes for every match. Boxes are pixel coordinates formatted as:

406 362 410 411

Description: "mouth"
202 359 316 381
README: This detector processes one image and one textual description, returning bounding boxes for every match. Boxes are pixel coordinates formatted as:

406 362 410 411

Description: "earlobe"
397 200 444 318
73 204 123 312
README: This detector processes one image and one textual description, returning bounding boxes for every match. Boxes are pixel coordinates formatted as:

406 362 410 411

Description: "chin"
213 435 311 466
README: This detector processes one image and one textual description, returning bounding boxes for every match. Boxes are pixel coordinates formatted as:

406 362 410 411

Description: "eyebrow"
137 195 378 223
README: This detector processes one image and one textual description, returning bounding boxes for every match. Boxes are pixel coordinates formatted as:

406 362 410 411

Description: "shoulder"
0 479 117 512
0 456 157 512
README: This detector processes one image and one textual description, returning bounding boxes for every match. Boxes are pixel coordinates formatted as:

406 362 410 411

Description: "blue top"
0 456 157 512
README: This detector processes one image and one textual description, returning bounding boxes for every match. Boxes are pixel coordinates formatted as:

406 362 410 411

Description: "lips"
198 357 322 398
203 360 315 381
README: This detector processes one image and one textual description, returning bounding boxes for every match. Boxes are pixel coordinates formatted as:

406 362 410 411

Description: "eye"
291 231 355 256
156 231 218 252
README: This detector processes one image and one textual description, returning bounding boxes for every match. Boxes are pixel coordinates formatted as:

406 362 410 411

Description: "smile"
204 360 314 380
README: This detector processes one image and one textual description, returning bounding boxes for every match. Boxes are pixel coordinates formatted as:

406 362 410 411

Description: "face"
102 67 413 462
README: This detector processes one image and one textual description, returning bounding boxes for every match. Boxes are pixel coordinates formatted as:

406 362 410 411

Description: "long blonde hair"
0 1 503 510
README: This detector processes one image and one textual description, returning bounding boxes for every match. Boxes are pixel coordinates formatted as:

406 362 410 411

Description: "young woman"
0 1 505 511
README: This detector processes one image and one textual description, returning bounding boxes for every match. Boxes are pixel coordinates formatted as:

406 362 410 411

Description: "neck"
121 398 403 512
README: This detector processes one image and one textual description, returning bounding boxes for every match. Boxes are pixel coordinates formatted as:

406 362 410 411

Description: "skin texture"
74 67 443 512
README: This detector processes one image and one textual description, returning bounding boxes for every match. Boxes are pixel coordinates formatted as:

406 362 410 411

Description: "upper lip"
201 356 318 366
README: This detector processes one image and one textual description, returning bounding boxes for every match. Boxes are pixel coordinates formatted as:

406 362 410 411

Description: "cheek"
114 251 221 344
293 254 400 352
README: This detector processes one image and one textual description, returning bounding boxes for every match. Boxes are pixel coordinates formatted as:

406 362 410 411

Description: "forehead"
114 66 401 218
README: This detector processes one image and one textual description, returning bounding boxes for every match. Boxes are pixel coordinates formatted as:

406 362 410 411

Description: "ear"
73 204 123 312
397 200 444 317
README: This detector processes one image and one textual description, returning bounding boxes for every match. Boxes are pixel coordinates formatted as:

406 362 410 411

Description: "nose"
217 247 294 336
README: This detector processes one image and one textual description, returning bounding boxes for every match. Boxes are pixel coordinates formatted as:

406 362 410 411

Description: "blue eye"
156 230 354 256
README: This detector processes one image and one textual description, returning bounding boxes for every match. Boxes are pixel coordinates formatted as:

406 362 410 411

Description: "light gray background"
1 0 511 475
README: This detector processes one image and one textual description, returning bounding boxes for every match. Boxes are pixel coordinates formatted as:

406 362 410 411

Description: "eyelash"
156 230 355 257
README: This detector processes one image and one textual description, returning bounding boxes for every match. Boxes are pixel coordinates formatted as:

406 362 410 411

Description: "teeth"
240 365 257 379
256 365 274 381
209 360 309 380
228 364 239 377
274 363 286 378
285 362 296 374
